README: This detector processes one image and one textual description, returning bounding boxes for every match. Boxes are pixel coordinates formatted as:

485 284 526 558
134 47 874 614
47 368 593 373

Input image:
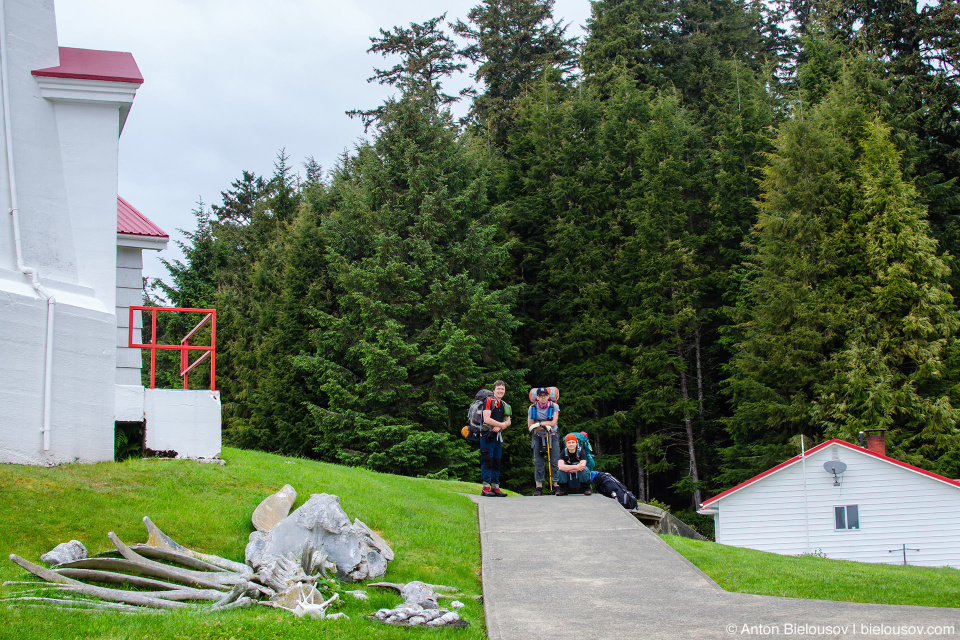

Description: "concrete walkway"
474 495 959 640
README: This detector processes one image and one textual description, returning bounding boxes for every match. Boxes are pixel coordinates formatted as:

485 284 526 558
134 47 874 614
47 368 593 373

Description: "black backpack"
593 472 638 510
461 389 494 441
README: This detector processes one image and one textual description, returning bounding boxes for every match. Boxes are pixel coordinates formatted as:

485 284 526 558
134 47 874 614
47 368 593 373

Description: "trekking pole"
546 430 553 493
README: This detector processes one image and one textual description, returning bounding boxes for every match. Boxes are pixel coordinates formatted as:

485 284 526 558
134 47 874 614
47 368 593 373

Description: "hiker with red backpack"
527 387 560 496
480 380 511 497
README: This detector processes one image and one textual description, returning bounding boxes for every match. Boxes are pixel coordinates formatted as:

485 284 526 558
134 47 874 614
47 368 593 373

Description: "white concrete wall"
0 0 75 280
144 389 221 460
115 246 143 385
0 276 116 464
114 383 144 422
713 443 960 569
0 0 138 465
53 96 122 311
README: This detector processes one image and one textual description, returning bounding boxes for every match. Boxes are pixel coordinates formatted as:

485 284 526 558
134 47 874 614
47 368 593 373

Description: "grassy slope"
662 534 960 608
2 449 957 639
0 447 487 640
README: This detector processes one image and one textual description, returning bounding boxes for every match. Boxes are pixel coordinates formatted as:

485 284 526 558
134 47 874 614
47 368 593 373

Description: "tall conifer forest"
150 0 960 525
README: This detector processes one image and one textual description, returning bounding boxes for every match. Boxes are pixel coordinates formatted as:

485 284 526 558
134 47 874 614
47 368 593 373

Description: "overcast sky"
54 0 593 283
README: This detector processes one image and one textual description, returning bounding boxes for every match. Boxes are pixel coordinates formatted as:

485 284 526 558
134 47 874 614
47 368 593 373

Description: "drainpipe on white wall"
0 1 57 451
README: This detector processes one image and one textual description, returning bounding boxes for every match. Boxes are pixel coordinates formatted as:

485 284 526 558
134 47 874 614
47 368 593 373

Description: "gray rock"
41 540 87 567
245 493 390 582
354 518 394 561
370 583 466 628
400 581 440 609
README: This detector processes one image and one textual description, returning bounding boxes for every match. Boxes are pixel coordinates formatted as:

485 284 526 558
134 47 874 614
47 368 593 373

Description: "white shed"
698 438 960 569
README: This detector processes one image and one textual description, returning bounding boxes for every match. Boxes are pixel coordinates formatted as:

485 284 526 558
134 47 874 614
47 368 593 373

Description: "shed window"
834 505 859 530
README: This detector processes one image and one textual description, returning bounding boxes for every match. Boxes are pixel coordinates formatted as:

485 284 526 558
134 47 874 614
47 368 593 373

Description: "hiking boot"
583 488 592 496
555 488 568 496
492 487 508 497
481 488 496 497
533 487 543 496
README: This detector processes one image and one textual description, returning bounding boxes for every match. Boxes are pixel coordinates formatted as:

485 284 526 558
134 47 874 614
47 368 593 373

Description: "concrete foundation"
143 388 221 459
0 276 115 465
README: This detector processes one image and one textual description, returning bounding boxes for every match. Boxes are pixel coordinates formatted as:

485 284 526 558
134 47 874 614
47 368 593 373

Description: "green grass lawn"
2 448 957 640
0 447 488 640
662 534 960 608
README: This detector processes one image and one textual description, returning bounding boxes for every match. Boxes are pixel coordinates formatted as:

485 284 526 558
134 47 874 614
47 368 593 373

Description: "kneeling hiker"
556 433 592 496
528 387 559 495
480 380 511 497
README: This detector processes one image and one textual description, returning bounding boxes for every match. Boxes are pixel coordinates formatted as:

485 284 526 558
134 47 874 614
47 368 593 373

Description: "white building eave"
117 233 168 251
34 76 139 133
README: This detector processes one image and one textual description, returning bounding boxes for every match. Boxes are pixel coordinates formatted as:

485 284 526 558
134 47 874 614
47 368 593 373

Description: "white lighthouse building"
0 1 219 464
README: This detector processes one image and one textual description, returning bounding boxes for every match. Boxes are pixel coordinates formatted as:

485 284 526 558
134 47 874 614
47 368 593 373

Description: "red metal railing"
128 306 217 391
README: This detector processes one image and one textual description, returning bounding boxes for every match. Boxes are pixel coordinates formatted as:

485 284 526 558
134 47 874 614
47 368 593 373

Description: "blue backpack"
573 432 595 471
528 403 556 424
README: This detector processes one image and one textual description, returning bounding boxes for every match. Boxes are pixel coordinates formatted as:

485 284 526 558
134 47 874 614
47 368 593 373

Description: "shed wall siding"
715 444 960 568
115 246 142 386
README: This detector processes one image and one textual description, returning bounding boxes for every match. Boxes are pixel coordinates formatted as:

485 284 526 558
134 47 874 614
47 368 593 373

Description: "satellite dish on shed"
823 460 847 486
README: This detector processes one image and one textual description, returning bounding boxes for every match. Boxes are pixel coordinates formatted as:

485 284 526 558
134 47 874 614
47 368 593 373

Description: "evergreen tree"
618 90 709 507
504 75 636 482
812 120 960 474
580 0 679 96
299 70 520 479
267 149 301 223
212 153 303 449
350 15 468 128
581 0 775 102
721 91 866 485
723 88 960 484
145 4 960 506
579 0 778 504
154 200 221 312
791 1 960 289
211 171 267 224
453 0 578 149
228 204 335 456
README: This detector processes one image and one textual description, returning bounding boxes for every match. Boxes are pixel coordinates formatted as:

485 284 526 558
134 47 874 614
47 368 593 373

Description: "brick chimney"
864 429 886 456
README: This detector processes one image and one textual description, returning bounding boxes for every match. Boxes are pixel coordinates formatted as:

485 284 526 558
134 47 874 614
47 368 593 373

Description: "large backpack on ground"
461 389 494 442
573 432 595 471
593 472 638 509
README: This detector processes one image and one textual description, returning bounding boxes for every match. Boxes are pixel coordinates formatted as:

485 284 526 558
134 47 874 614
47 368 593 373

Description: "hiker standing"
481 380 510 497
528 387 560 495
556 433 592 496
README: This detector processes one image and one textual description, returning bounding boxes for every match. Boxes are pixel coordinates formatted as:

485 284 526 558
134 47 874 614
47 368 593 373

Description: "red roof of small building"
32 47 143 84
701 438 960 508
117 196 167 238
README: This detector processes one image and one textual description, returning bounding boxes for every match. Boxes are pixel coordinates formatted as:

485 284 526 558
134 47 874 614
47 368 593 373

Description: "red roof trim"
32 47 143 84
117 196 167 238
701 438 960 507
